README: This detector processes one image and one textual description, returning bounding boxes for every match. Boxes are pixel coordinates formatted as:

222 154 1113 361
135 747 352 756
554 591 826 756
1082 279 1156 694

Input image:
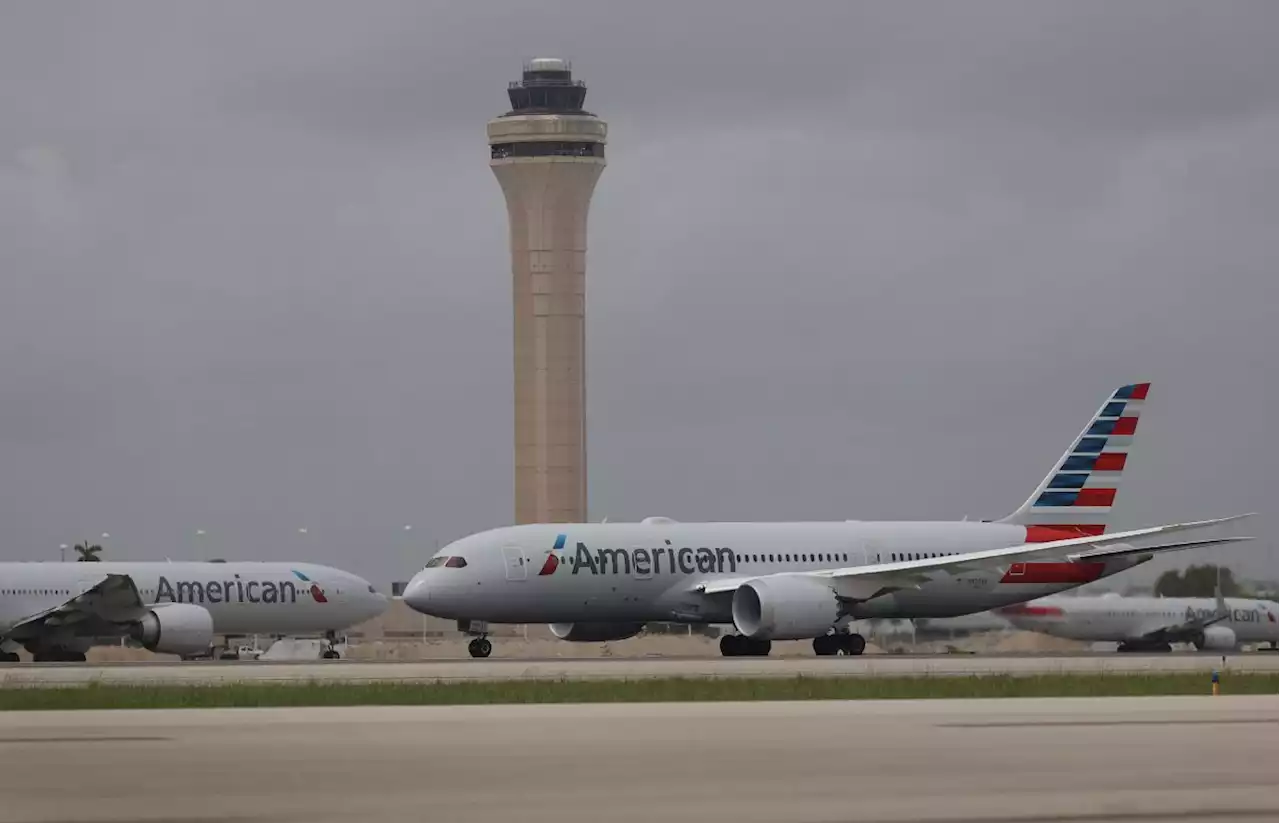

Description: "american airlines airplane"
0 561 389 662
402 382 1254 658
998 591 1279 652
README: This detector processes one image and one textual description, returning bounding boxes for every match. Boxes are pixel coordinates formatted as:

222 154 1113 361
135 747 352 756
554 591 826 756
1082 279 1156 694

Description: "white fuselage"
999 595 1280 645
0 561 389 639
404 521 1150 625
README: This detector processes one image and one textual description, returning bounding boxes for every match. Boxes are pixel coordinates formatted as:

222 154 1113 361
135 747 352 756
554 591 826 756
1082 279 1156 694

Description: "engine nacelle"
130 604 215 656
732 575 843 640
1193 625 1238 651
549 622 644 642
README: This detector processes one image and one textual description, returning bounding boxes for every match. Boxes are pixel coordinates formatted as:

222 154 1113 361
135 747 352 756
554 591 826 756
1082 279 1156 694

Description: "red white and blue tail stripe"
998 382 1149 541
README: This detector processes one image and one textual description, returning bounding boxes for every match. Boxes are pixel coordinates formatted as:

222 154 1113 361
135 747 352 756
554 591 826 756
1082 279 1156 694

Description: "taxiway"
0 652 1274 687
0 696 1273 822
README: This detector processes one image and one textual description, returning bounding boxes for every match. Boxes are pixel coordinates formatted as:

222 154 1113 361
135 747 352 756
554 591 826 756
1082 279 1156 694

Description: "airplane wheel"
321 649 340 660
841 634 866 656
468 638 492 659
32 649 83 663
0 652 19 663
749 638 772 657
813 635 840 656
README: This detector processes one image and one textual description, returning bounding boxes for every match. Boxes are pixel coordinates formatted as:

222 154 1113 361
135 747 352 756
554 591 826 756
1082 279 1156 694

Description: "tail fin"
998 382 1150 540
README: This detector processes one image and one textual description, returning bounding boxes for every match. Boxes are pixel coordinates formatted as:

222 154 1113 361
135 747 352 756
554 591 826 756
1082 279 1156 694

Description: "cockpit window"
425 556 467 569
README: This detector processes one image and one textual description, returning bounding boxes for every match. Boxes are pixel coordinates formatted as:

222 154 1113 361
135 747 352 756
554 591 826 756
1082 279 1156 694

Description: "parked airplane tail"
997 382 1149 539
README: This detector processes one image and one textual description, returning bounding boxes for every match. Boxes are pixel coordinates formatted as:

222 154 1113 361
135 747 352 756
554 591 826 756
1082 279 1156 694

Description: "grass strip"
0 673 1274 710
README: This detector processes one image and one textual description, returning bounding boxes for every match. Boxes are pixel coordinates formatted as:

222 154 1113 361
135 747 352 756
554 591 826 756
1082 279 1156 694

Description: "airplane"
0 560 390 662
403 381 1254 659
997 589 1279 652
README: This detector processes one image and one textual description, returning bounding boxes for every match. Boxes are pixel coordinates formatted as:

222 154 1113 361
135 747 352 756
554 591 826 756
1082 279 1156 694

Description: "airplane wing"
694 515 1252 600
0 573 149 644
1125 609 1231 645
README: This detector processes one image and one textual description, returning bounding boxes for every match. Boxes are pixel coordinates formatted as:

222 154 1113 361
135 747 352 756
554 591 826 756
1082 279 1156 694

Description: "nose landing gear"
321 630 342 660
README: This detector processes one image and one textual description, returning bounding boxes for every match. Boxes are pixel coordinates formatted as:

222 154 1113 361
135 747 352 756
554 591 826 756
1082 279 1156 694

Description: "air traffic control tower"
488 58 607 525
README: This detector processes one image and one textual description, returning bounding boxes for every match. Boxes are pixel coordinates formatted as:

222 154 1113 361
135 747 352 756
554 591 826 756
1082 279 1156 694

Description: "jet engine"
549 622 644 642
1193 624 1237 651
732 575 843 640
129 604 215 656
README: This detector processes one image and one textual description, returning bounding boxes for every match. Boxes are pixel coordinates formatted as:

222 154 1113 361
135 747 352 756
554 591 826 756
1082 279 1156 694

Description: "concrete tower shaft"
488 59 606 525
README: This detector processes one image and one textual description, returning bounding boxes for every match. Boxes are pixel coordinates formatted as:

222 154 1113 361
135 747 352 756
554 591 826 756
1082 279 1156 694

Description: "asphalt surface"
1 652 1275 686
0 696 1273 822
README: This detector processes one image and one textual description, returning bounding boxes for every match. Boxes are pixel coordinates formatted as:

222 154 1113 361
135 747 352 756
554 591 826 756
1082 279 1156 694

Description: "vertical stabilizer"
999 383 1150 540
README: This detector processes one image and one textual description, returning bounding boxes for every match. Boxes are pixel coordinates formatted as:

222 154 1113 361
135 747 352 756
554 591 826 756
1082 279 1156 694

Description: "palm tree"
74 542 103 562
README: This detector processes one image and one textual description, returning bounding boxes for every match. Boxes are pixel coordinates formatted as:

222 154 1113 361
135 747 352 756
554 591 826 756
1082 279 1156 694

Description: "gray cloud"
0 1 1274 585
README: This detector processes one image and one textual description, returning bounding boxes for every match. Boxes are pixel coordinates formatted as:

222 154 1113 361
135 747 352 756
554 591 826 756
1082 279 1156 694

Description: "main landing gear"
813 632 866 656
30 648 87 663
1116 641 1171 653
0 651 20 663
719 634 772 657
468 637 493 659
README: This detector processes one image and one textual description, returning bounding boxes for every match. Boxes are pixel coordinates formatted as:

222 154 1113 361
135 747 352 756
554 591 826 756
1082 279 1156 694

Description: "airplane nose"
403 576 430 613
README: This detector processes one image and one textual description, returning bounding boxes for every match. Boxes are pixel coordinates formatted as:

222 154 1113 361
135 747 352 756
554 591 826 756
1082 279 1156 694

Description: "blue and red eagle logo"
538 534 569 576
291 570 328 603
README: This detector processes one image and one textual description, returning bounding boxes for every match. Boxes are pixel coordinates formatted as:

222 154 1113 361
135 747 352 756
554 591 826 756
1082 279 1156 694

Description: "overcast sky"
1 1 1275 586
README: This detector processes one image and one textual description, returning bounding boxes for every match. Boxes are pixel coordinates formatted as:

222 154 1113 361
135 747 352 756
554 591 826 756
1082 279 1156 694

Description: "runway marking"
938 718 1277 728
0 735 171 744
817 810 1279 823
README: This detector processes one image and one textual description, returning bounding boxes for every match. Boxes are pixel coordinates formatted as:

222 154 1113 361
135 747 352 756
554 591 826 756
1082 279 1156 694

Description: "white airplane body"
0 561 389 662
999 593 1279 652
403 383 1255 657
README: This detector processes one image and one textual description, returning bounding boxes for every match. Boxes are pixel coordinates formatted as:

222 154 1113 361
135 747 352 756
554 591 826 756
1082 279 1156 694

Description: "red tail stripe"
1001 605 1065 617
1094 453 1127 472
1025 525 1106 542
1000 562 1107 584
1075 488 1116 507
1112 417 1139 436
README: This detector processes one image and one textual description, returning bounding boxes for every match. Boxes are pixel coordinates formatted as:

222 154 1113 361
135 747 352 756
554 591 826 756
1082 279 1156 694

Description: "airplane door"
502 546 528 582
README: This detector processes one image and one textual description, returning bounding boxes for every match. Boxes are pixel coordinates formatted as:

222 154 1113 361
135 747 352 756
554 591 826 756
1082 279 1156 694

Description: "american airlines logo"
155 570 328 605
1185 605 1271 625
538 534 738 577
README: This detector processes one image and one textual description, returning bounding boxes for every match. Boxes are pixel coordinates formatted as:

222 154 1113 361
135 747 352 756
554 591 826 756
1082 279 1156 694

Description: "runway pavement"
0 696 1273 822
1 651 1275 687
